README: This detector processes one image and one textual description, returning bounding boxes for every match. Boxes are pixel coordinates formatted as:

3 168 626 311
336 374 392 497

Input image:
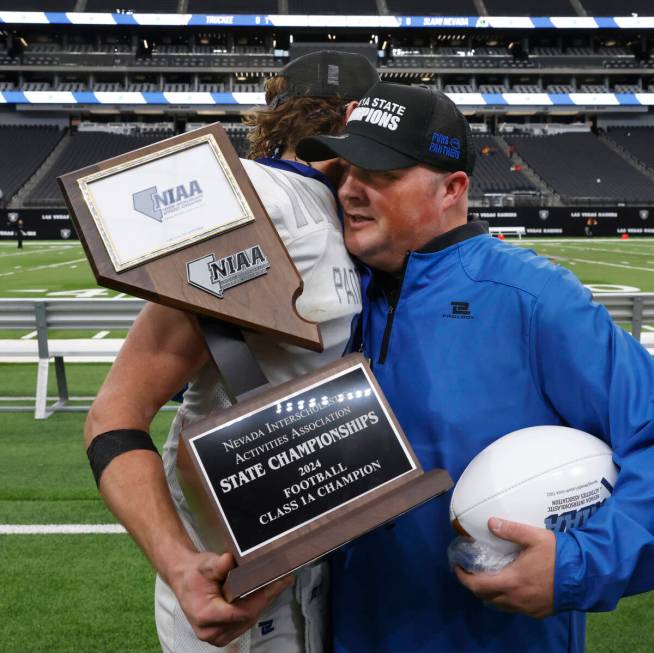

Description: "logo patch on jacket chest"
442 301 474 320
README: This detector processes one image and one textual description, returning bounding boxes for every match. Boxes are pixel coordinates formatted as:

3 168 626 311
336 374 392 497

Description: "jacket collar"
417 220 489 254
362 220 489 300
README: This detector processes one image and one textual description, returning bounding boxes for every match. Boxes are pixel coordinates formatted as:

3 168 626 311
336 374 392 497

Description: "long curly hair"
244 75 347 160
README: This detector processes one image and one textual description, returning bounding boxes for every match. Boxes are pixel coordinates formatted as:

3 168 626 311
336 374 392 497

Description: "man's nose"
338 166 366 206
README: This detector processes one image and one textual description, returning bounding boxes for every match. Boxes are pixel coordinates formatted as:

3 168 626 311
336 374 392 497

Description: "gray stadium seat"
25 132 167 208
484 0 576 14
84 0 179 10
469 136 537 199
0 126 64 205
508 132 654 204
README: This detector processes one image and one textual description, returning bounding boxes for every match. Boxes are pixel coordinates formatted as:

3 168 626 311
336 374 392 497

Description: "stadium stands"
606 127 654 172
0 126 64 206
187 0 279 12
84 0 179 10
484 0 576 15
224 124 251 158
508 132 654 205
25 131 167 208
581 0 652 13
386 0 477 15
469 136 538 200
288 0 378 14
0 0 75 8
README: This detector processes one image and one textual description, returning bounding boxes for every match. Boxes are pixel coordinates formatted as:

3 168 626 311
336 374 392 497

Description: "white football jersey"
156 159 360 653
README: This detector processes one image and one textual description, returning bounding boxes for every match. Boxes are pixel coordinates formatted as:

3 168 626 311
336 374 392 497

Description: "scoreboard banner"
2 91 654 108
469 207 654 237
0 12 652 29
0 209 76 241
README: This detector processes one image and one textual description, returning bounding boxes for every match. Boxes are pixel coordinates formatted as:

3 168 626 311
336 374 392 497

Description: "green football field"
2 237 654 652
3 237 654 298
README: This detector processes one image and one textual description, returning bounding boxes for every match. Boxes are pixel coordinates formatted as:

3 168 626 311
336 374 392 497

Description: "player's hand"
454 517 556 619
171 551 294 647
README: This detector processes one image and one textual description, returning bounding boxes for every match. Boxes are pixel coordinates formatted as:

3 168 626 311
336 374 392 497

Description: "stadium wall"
470 206 654 237
2 207 654 241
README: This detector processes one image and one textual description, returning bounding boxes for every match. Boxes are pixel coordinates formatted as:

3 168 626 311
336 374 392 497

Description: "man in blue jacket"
297 82 654 652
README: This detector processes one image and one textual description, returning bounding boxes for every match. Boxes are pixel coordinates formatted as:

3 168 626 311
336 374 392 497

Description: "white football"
449 425 618 555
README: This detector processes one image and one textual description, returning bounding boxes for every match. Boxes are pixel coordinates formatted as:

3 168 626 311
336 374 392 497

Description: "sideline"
0 524 126 534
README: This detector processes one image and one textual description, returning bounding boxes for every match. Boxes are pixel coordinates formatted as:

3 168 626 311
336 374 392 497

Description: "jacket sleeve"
529 269 654 612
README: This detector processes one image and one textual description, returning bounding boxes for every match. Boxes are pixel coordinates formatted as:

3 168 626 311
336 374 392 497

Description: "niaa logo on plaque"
133 179 204 223
187 245 270 299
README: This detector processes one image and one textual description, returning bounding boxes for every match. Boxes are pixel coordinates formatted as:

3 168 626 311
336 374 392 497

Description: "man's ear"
344 101 358 123
442 172 469 210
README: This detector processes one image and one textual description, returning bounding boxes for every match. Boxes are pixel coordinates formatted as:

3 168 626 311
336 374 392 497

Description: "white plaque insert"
78 135 255 272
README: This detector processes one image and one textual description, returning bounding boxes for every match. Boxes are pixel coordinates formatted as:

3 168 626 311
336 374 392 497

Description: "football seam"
453 452 612 519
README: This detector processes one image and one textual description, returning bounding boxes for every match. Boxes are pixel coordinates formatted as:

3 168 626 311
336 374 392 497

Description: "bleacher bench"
592 292 654 347
489 226 526 239
0 298 143 419
1 293 654 419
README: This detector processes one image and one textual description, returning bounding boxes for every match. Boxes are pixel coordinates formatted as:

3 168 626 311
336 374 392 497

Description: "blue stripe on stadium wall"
615 93 641 105
595 17 620 29
44 12 71 24
113 13 139 26
549 94 575 105
141 92 167 104
531 17 556 28
73 91 98 104
2 91 28 103
2 91 654 106
481 93 508 106
211 92 242 104
0 12 653 28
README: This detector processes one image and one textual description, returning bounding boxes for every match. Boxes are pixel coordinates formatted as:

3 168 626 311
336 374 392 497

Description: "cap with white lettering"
296 82 475 175
270 50 379 108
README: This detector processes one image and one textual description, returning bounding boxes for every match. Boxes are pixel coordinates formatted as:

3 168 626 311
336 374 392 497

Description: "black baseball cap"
270 50 380 107
296 82 475 175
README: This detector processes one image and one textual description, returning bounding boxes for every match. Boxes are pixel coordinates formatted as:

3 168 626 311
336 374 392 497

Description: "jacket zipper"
378 254 410 365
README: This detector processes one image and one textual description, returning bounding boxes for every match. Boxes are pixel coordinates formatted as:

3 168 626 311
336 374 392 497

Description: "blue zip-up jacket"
332 222 654 653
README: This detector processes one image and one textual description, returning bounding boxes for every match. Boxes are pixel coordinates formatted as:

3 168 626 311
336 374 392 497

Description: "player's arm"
84 303 291 646
84 302 207 582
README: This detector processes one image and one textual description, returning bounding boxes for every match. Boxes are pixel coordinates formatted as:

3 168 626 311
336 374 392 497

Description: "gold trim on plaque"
78 133 255 272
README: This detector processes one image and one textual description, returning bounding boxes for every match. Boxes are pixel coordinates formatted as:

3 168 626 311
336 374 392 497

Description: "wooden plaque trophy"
58 124 452 601
58 123 321 351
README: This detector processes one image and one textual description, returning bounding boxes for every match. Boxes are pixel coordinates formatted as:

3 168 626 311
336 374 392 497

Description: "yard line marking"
566 258 654 273
0 245 79 258
0 256 87 277
92 331 110 339
540 244 654 258
20 331 37 340
0 524 126 535
7 289 48 293
643 325 654 332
